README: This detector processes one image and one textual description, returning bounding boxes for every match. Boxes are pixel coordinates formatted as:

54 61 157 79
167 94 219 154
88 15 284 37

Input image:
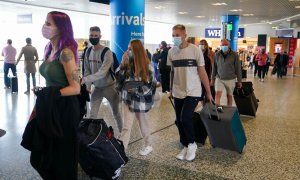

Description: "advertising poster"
274 43 283 53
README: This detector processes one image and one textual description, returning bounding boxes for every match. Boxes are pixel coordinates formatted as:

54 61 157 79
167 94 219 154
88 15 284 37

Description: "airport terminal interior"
0 0 300 179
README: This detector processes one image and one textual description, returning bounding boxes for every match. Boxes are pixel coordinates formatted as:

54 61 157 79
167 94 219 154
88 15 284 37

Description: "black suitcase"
233 81 258 116
169 98 207 145
193 111 208 145
77 119 128 180
10 76 18 93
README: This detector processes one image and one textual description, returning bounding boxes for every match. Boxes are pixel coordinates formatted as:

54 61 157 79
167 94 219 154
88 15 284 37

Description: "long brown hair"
130 40 150 82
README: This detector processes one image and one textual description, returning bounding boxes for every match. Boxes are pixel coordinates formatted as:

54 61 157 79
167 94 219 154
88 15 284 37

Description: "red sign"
288 38 297 68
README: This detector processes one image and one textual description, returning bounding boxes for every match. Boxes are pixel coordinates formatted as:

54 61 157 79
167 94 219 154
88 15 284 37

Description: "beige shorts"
215 78 236 96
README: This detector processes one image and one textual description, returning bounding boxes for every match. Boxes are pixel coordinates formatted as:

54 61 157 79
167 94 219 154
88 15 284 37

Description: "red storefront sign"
288 38 297 68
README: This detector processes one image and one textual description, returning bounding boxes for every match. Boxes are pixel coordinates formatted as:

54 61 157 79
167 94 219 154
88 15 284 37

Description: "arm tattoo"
72 69 81 84
60 48 73 63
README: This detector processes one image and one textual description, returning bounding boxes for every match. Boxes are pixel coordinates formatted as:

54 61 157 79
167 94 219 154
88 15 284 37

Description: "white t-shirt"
167 43 205 99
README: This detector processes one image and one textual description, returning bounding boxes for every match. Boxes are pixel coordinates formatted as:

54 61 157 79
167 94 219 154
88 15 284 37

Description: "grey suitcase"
200 104 247 153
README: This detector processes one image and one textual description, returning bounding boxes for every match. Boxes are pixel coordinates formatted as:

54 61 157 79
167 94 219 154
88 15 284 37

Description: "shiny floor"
0 69 299 180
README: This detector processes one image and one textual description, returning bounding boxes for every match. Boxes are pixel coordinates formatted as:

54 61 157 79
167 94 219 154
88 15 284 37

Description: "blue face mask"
173 37 182 47
220 46 229 52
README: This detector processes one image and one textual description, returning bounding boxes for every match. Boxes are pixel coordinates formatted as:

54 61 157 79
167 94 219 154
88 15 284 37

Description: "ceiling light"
243 14 254 16
187 22 192 25
268 22 273 24
287 19 291 21
289 0 300 1
211 3 227 6
295 6 300 8
230 9 243 12
178 12 188 15
195 16 205 18
154 6 165 9
62 2 74 5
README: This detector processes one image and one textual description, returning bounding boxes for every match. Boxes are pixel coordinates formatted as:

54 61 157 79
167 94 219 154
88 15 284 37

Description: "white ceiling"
0 0 300 27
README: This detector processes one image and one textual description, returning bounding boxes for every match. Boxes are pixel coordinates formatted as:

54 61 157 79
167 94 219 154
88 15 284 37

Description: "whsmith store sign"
205 28 245 38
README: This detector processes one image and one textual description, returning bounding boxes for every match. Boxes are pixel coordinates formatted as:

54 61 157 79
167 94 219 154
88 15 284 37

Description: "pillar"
221 15 239 51
110 0 145 62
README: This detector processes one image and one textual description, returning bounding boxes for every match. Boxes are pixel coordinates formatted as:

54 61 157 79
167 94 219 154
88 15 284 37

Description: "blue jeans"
174 96 201 146
152 62 160 82
26 73 36 91
4 62 17 87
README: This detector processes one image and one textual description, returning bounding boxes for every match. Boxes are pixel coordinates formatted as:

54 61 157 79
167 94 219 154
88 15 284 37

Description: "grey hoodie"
83 45 115 88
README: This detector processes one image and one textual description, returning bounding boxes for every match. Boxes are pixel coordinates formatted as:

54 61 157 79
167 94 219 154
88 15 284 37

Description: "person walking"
118 39 156 156
155 41 171 93
81 26 122 133
199 39 215 101
31 11 81 179
152 48 160 82
274 51 288 79
256 49 268 82
2 39 17 89
168 24 213 161
16 37 39 94
211 39 242 106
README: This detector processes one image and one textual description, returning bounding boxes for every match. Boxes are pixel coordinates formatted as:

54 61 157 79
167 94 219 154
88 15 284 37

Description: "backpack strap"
100 47 115 81
86 47 93 63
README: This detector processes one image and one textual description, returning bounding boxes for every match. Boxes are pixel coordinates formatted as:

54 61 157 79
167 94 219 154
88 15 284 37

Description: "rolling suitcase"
200 103 247 153
169 97 207 145
10 76 18 93
233 81 258 116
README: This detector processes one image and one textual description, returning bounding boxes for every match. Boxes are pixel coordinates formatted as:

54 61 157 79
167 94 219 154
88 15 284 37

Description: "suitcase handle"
206 102 221 121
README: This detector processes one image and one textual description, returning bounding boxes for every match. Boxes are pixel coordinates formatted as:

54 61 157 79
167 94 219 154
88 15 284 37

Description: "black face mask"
89 37 100 46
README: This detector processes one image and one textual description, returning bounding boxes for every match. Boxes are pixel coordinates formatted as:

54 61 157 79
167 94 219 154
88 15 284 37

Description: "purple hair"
44 11 79 64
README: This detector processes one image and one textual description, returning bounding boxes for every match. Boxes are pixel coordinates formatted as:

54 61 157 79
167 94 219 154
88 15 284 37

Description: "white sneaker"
176 147 187 160
186 143 197 161
261 79 264 82
139 146 153 156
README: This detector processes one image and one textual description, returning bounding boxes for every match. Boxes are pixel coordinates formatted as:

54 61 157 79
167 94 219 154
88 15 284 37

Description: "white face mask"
42 25 58 40
199 45 205 51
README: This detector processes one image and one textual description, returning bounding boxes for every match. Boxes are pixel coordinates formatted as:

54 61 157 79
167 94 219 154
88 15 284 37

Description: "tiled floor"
0 70 299 180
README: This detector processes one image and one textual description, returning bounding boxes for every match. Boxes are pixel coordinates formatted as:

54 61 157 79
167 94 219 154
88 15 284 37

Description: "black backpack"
86 47 120 80
77 118 128 180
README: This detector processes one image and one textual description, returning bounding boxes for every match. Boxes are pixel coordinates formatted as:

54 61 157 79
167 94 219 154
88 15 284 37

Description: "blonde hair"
130 39 150 82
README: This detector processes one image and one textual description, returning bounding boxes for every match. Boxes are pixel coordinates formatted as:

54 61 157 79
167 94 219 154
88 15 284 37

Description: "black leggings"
258 65 266 79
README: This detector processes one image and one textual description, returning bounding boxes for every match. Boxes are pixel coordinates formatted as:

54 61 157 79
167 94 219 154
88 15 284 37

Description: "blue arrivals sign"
110 0 145 62
205 28 245 38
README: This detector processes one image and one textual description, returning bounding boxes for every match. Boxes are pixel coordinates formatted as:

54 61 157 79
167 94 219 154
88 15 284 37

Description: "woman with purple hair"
31 11 80 179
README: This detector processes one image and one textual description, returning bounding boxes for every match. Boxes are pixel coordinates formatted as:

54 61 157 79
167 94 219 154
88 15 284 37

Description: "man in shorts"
211 39 242 106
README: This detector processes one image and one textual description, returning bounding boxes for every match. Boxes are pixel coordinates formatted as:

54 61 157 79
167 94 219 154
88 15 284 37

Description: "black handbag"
123 81 145 93
77 119 128 180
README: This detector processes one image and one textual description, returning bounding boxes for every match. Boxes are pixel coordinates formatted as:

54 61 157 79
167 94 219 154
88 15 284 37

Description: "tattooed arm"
59 47 80 96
